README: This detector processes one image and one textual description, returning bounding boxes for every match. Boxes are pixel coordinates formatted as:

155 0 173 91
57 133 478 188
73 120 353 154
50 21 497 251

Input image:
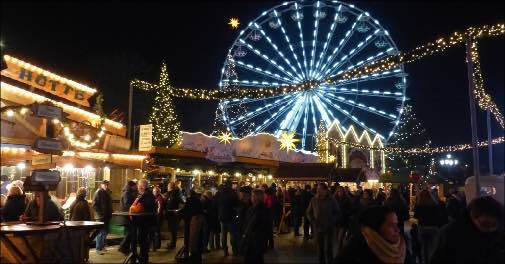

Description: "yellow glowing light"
84 134 91 141
20 108 29 115
279 131 299 152
228 18 240 29
218 131 232 144
328 155 336 162
6 110 14 117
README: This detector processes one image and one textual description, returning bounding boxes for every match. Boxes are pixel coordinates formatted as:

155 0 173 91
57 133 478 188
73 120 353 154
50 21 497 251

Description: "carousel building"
321 121 386 174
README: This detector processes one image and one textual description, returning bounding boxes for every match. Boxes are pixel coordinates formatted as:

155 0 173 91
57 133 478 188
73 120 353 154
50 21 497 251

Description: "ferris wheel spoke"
271 9 306 79
323 29 381 77
309 94 318 135
301 93 311 149
314 5 343 79
234 59 293 82
318 86 404 99
328 47 397 78
253 95 299 134
239 39 300 82
317 91 397 120
276 92 307 136
221 78 290 88
223 94 290 106
308 1 324 79
230 94 297 126
315 92 384 139
291 3 309 78
317 13 362 77
311 94 335 127
331 67 404 85
254 23 305 80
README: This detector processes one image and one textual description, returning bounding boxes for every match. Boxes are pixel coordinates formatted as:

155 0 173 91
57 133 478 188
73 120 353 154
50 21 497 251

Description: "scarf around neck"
361 226 406 264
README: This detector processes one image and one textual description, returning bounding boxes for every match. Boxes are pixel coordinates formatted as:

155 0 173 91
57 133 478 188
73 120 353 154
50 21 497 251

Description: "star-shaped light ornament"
218 131 232 144
279 131 299 152
228 18 240 29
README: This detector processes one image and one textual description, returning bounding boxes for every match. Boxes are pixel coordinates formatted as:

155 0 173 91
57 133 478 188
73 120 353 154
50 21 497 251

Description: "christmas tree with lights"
388 104 432 178
140 64 181 147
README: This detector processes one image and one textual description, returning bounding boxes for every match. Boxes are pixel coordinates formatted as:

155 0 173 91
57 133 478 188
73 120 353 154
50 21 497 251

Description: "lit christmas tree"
388 104 432 179
137 64 181 147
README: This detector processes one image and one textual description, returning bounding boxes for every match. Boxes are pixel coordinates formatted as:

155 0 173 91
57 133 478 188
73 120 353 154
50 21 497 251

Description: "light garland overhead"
131 78 316 100
329 136 504 154
332 23 504 82
327 23 505 129
467 40 505 128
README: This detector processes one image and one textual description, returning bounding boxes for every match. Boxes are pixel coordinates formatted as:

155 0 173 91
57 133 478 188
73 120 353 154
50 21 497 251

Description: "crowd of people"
0 177 503 264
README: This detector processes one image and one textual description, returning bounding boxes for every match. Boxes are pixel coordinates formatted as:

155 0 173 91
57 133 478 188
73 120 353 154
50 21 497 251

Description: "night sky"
2 0 504 172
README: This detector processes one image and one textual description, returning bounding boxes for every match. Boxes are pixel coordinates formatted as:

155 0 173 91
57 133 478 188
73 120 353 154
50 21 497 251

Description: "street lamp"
439 154 459 184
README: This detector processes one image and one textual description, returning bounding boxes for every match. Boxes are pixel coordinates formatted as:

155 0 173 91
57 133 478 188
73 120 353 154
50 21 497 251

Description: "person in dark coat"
22 191 63 222
236 186 252 254
215 181 239 256
208 190 221 250
118 180 137 255
431 196 504 264
375 188 387 205
178 188 205 264
337 205 412 264
130 179 156 264
263 184 275 249
241 189 269 264
445 188 465 222
201 190 213 252
306 182 341 264
291 187 303 236
413 189 441 264
2 185 26 222
300 184 314 239
150 186 165 251
335 186 352 255
92 180 112 254
384 188 409 236
165 181 185 249
69 187 91 221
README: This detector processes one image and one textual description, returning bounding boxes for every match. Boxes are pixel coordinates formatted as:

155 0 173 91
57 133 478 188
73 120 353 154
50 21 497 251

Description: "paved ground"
89 222 413 263
89 233 319 263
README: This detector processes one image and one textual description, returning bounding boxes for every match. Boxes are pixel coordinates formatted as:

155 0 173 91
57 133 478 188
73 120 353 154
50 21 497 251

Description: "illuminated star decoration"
228 18 240 29
279 131 299 152
218 131 232 144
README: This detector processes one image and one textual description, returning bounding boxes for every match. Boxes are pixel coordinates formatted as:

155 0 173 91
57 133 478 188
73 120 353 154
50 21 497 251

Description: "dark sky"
2 0 504 172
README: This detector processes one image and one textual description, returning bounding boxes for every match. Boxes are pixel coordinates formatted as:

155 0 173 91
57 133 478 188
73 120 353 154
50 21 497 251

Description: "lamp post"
439 154 459 185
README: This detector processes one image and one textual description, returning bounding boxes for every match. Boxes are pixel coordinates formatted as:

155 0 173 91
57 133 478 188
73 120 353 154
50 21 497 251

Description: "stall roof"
276 162 334 180
331 168 367 182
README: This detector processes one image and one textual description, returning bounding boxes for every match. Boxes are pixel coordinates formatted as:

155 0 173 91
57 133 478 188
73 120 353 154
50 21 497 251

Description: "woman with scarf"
337 205 412 264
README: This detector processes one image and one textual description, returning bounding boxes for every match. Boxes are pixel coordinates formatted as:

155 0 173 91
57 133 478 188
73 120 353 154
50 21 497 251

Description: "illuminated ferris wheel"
218 0 407 150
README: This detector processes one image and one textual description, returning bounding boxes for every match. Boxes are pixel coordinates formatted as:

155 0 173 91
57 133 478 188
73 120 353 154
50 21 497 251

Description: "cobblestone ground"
89 223 412 263
89 233 319 263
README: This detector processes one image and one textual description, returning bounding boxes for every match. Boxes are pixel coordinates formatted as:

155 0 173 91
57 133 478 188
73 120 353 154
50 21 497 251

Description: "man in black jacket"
300 184 314 239
118 180 138 255
165 181 185 249
236 186 252 255
215 181 239 256
92 180 112 254
241 189 269 264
